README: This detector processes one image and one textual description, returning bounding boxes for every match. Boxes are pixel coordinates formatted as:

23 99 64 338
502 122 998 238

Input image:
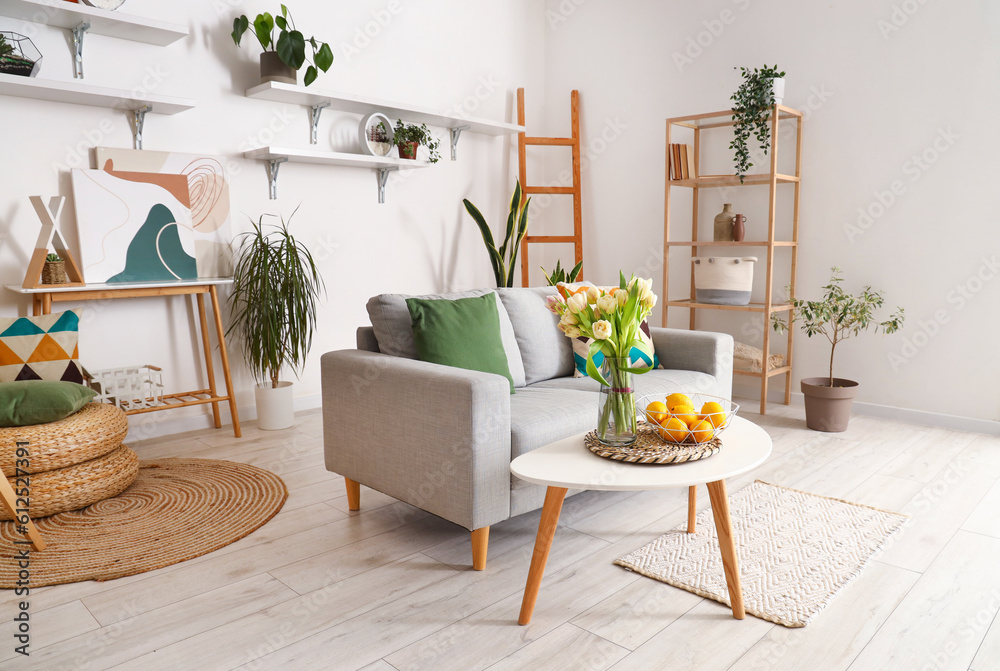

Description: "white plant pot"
771 77 785 105
255 381 295 430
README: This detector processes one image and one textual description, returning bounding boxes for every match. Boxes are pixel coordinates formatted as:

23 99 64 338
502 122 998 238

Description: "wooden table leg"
31 295 41 317
208 285 241 438
196 293 222 429
706 479 744 619
41 293 51 315
0 471 45 551
687 485 697 533
518 486 567 625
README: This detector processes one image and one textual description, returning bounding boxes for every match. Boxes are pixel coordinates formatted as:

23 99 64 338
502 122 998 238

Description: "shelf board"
0 0 188 45
665 241 797 247
0 73 195 113
665 299 793 313
667 105 802 129
245 81 525 136
735 365 792 379
669 173 799 188
243 146 432 170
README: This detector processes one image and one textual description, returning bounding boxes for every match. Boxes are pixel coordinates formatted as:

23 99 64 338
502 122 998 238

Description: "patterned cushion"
572 320 660 377
0 311 84 384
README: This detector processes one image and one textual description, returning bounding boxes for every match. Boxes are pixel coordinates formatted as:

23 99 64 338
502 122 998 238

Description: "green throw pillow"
0 380 98 427
406 294 515 393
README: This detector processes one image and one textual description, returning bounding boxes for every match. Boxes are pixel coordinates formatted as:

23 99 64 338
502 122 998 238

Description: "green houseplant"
0 31 41 77
232 5 333 86
463 180 530 288
541 259 583 286
772 267 904 432
392 121 441 163
730 64 785 183
227 210 324 430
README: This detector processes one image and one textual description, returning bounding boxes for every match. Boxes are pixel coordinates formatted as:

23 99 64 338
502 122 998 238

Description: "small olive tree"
772 267 905 387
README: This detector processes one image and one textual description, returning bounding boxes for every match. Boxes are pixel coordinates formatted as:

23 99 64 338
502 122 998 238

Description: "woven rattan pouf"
0 402 138 519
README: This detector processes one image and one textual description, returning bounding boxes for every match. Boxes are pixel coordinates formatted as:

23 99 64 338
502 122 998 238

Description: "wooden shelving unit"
662 105 803 414
243 81 523 202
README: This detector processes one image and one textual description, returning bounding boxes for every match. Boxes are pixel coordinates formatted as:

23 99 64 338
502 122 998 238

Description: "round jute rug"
0 458 287 588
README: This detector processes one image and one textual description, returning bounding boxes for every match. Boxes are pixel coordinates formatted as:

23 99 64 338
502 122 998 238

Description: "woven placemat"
0 458 287 587
585 423 722 464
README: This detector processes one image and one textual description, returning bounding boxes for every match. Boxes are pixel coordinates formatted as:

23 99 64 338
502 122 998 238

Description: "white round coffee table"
510 416 771 625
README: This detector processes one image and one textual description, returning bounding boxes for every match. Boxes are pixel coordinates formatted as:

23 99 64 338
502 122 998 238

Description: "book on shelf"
668 143 696 180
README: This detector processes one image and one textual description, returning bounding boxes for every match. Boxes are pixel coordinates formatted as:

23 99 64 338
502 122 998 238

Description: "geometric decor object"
0 458 287 587
81 0 127 9
88 364 165 410
0 310 83 384
94 147 234 277
21 196 86 289
70 167 198 284
615 480 909 627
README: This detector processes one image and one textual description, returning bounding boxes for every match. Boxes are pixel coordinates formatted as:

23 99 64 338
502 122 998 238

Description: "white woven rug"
614 480 908 627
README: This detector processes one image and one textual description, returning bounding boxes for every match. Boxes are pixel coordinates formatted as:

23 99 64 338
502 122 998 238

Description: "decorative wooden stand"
22 196 85 290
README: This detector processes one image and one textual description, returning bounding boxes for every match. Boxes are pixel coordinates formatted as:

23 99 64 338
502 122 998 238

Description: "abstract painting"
70 168 198 284
94 147 233 277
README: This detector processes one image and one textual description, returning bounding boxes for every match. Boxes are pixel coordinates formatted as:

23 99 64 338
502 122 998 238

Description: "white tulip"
586 286 601 303
597 294 618 315
565 325 582 338
567 292 588 314
592 320 612 340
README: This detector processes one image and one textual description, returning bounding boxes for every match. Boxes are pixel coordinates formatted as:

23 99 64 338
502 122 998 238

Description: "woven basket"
0 403 128 475
0 445 139 520
41 260 68 284
692 256 756 305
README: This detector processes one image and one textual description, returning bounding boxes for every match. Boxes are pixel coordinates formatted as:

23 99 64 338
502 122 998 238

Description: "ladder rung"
525 236 578 243
523 137 576 146
524 186 576 195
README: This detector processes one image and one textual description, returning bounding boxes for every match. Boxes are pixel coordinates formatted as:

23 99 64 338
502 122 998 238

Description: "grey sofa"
321 287 733 569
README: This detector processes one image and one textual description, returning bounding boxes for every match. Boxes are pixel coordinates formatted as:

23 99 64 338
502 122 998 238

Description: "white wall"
542 0 1000 427
0 0 546 436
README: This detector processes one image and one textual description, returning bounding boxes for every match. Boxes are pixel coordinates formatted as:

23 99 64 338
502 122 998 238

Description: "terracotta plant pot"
259 51 295 85
397 141 419 160
800 377 859 433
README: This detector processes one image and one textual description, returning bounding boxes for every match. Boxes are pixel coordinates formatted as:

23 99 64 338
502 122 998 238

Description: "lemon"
659 417 689 443
700 401 727 428
645 401 669 425
666 393 693 411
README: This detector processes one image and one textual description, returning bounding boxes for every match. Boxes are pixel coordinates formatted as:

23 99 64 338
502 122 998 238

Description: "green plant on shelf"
392 121 441 163
730 64 785 183
45 253 62 262
231 5 333 86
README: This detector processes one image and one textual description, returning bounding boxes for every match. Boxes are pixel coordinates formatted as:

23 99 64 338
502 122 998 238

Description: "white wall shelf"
0 0 188 45
245 81 524 157
243 146 430 203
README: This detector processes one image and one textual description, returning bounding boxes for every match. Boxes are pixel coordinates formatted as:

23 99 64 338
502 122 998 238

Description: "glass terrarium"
0 31 42 78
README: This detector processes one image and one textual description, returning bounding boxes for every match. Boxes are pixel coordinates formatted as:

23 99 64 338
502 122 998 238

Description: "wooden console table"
6 278 241 437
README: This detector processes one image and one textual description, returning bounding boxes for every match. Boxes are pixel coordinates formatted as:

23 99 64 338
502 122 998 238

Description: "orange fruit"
645 401 669 425
659 417 689 443
690 419 714 443
666 393 693 410
700 401 727 428
670 405 697 427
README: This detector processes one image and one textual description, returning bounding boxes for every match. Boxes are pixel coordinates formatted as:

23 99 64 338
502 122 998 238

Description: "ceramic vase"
714 204 735 241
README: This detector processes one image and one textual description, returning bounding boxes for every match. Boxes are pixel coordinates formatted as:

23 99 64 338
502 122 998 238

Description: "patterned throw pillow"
555 282 661 377
0 311 84 384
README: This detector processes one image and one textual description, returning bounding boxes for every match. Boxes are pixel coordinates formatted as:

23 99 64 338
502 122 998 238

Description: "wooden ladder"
517 88 584 286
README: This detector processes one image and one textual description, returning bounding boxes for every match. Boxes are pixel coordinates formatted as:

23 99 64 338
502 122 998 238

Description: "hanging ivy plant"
729 65 785 183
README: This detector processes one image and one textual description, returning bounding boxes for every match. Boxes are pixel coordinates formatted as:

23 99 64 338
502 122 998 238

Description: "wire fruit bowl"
636 393 739 445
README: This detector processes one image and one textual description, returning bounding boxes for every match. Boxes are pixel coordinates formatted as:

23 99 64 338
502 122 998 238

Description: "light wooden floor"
5 402 1000 671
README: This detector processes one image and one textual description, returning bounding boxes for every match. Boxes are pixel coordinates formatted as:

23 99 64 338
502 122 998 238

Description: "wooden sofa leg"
345 477 361 511
471 527 490 570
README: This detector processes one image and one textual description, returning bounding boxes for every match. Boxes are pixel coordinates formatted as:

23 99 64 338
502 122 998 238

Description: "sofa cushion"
0 380 97 427
406 295 514 393
367 290 526 388
496 287 574 385
530 368 722 399
509 386 596 489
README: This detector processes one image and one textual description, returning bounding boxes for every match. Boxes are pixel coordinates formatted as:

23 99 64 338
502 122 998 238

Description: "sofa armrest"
321 349 512 530
650 327 734 400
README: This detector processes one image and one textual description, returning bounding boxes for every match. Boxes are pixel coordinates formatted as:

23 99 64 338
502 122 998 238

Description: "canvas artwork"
93 147 234 278
70 167 199 284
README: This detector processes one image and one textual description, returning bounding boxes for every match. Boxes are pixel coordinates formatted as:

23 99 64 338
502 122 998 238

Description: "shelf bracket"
266 158 287 200
130 106 150 150
72 22 90 80
449 125 470 161
376 168 393 204
310 103 330 145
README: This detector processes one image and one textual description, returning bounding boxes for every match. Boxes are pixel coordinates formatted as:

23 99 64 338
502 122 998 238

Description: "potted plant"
231 6 333 86
393 121 441 163
42 253 66 285
730 64 785 183
772 267 904 432
463 180 530 287
0 31 41 78
541 259 583 286
226 210 324 430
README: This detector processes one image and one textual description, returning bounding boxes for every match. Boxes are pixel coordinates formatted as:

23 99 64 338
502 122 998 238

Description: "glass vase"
597 356 637 446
